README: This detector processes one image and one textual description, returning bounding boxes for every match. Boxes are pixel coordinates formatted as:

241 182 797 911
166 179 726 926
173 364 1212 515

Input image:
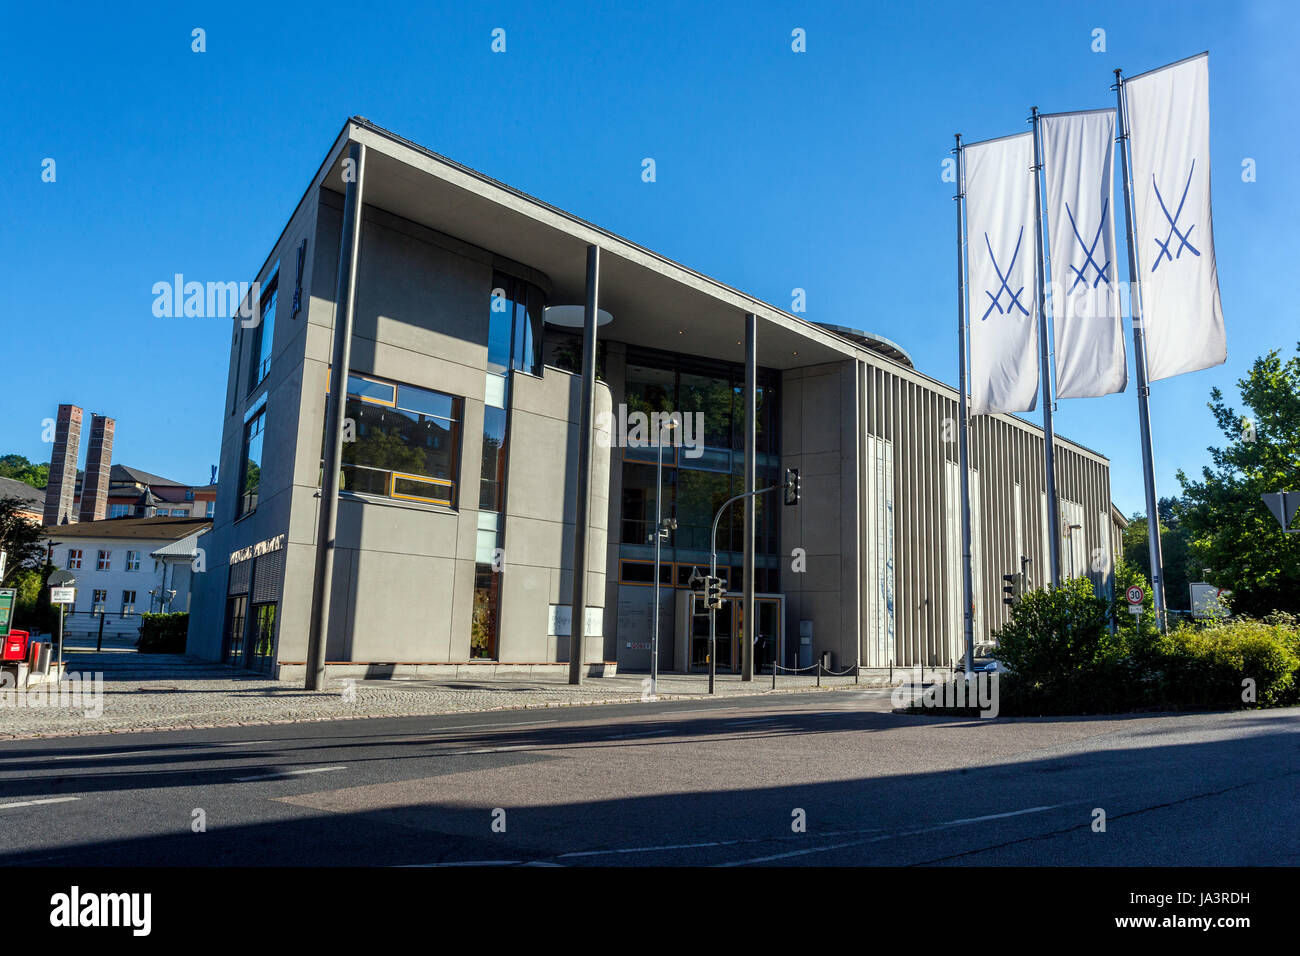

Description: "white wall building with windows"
42 516 211 640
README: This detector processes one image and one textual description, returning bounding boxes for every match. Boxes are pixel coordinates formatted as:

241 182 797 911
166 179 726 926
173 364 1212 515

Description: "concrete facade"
188 117 1120 679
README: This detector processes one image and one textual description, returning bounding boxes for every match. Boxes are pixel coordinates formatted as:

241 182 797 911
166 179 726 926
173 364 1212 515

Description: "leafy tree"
0 495 48 587
1176 343 1300 616
0 454 49 490
1123 496 1196 611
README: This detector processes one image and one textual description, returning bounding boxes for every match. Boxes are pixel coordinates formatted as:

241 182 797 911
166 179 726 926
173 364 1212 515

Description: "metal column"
1031 108 1063 589
1114 69 1168 630
955 134 976 674
304 140 365 691
742 313 757 682
568 245 601 684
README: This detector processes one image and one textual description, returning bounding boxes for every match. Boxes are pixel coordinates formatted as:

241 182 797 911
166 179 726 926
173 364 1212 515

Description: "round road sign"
1125 585 1144 606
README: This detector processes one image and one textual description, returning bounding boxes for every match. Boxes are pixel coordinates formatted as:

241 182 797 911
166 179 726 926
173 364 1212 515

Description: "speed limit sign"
1126 585 1144 606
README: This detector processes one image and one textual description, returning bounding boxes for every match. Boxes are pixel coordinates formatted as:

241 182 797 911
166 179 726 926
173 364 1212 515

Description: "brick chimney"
43 404 83 526
78 414 115 522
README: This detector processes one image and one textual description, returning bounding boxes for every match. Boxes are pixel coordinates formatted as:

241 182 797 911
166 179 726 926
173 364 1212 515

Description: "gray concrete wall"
499 369 611 663
778 360 862 672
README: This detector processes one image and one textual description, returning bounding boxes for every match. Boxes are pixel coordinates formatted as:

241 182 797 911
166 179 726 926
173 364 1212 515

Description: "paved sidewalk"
0 641 888 739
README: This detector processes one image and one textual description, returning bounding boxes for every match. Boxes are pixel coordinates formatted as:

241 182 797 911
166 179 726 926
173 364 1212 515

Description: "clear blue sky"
3 0 1295 515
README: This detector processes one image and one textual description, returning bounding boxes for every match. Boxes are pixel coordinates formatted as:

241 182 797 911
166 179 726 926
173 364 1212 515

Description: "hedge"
137 613 189 654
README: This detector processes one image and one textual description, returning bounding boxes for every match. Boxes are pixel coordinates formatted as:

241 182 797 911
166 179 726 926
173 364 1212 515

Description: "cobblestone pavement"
0 640 889 739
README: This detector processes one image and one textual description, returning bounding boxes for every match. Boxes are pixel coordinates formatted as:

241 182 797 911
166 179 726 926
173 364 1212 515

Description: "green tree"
1176 343 1300 615
1 495 48 587
0 454 49 490
1123 496 1195 611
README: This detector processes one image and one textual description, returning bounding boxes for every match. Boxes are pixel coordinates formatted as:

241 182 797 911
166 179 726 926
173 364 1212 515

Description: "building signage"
230 533 286 566
0 589 15 631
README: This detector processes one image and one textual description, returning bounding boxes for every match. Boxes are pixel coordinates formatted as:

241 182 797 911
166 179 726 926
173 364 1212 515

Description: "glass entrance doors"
688 593 783 673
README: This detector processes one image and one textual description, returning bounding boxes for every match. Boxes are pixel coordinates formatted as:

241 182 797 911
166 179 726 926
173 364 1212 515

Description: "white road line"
559 839 744 859
50 750 154 761
716 804 1063 866
0 797 81 810
213 740 272 747
404 860 522 867
604 731 663 740
431 719 560 733
233 766 347 782
727 717 781 725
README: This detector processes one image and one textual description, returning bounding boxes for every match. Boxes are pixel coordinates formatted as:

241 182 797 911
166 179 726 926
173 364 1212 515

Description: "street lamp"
649 415 679 698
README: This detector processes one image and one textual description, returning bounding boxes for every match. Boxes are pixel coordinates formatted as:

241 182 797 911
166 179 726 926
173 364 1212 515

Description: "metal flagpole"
1030 107 1063 589
1113 70 1168 630
955 133 976 674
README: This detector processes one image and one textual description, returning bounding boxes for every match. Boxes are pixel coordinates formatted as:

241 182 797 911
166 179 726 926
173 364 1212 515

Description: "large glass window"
489 273 545 376
471 563 500 659
480 405 507 511
238 407 266 518
326 372 463 507
247 273 279 393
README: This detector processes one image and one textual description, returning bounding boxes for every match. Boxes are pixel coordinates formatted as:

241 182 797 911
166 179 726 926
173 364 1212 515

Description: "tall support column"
305 140 366 691
955 134 976 674
1114 69 1168 630
1031 108 1062 589
568 245 601 684
742 313 757 682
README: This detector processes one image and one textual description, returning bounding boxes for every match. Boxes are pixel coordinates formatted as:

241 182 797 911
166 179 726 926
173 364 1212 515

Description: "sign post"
48 570 77 679
1126 584 1144 617
0 588 15 633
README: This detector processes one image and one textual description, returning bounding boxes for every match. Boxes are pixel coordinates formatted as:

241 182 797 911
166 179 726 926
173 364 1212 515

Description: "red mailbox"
4 631 30 662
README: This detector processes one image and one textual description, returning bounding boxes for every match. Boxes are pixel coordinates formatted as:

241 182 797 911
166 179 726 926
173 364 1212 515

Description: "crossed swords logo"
981 227 1028 321
983 161 1196 320
1151 160 1201 271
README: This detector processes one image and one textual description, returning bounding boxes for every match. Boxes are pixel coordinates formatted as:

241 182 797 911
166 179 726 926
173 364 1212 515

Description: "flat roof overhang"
315 118 861 372
286 117 1108 467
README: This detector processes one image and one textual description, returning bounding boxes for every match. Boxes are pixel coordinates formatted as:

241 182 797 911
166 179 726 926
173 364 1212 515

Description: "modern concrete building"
188 117 1120 679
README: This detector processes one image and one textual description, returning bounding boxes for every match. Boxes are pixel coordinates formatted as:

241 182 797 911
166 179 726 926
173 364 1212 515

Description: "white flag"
1126 53 1226 380
965 132 1038 415
1041 109 1128 399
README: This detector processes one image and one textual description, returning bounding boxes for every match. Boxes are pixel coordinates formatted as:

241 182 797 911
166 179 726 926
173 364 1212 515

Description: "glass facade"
247 274 278 393
325 372 463 507
237 406 265 518
618 349 781 592
488 272 545 377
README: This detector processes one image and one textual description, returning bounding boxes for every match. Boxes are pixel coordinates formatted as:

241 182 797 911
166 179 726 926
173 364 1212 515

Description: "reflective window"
238 407 266 518
325 371 463 507
248 274 279 393
488 273 545 377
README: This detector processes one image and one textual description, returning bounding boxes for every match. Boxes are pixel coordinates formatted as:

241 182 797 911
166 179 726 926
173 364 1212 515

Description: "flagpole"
955 133 975 673
1031 107 1062 588
1113 69 1168 630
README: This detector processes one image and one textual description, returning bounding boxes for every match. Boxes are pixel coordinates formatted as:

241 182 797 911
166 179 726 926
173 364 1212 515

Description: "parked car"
954 642 1007 674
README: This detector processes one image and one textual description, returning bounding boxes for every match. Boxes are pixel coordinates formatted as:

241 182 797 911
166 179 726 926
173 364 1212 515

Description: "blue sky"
3 0 1295 515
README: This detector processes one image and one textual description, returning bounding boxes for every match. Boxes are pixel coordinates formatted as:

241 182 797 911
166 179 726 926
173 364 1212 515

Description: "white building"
43 515 211 640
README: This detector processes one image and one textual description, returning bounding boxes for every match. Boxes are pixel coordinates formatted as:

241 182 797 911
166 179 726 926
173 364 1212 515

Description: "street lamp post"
650 417 679 698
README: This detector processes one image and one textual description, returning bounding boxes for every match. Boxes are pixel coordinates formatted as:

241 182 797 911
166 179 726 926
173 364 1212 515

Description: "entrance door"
690 601 732 670
732 597 782 673
247 603 277 673
223 595 247 665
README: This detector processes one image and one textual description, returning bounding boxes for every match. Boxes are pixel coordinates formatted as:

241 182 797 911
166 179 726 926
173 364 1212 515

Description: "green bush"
137 613 189 654
986 573 1300 715
1152 617 1299 709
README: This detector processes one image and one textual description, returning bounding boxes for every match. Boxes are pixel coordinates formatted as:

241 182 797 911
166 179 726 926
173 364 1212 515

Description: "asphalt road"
1 690 1296 866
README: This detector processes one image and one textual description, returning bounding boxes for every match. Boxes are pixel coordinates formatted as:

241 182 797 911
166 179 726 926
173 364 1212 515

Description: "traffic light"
784 467 801 506
705 575 726 609
1002 572 1024 607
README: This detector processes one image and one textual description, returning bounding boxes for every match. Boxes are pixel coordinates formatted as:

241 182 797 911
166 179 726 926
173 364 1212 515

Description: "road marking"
726 717 781 725
51 750 154 761
715 805 1063 866
431 719 559 733
559 839 744 859
233 766 347 782
213 740 272 747
404 860 522 867
604 731 664 740
0 797 81 810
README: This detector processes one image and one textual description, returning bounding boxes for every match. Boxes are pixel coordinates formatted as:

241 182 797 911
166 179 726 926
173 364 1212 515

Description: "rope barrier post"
854 662 859 685
817 659 821 687
772 660 776 690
